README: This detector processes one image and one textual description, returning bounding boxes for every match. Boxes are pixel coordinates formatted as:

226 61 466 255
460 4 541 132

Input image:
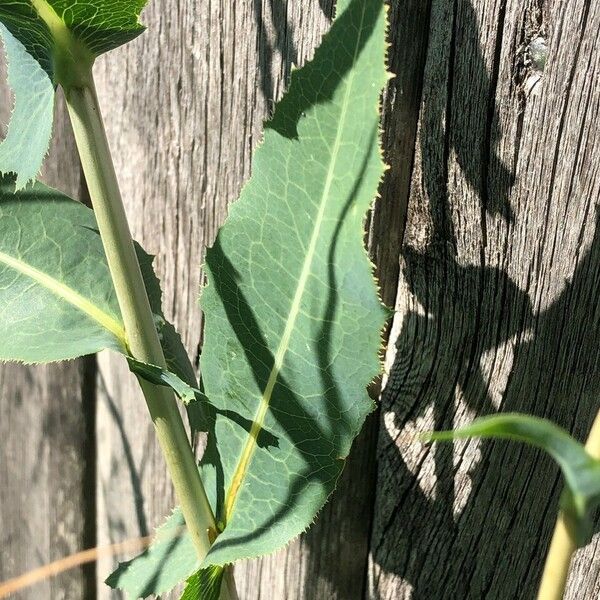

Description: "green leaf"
0 177 193 379
0 0 146 77
0 176 126 360
180 567 224 600
0 25 54 189
427 413 600 546
197 0 389 566
106 508 199 599
127 358 199 404
0 0 147 187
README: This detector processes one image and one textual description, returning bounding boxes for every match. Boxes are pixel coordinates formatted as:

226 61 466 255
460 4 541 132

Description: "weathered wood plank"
370 0 432 309
371 0 600 598
0 55 94 597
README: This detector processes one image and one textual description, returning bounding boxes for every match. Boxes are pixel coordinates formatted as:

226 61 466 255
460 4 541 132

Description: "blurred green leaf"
427 413 600 545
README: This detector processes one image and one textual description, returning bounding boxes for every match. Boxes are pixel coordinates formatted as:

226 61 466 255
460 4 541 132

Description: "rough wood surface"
371 1 600 599
0 57 94 598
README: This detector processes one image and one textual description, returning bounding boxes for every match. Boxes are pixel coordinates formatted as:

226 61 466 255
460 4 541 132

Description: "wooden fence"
1 0 599 598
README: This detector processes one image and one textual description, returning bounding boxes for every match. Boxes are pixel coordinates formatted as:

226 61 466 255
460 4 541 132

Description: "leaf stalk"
537 411 600 599
64 77 230 594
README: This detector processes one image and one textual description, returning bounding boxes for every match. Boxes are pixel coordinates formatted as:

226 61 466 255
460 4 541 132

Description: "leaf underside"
429 413 600 546
0 0 148 187
0 25 54 189
0 176 192 377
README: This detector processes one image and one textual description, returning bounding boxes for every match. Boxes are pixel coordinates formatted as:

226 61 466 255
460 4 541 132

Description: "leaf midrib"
222 1 370 525
29 0 94 87
0 249 127 349
30 0 72 49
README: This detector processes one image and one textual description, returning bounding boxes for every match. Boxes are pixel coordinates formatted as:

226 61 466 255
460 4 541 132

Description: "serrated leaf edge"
0 25 54 189
106 507 199 599
218 0 390 530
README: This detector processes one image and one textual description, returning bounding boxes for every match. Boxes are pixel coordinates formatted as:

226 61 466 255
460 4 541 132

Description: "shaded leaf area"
0 0 146 75
106 508 198 599
428 414 600 546
0 0 147 186
0 177 191 373
198 0 388 566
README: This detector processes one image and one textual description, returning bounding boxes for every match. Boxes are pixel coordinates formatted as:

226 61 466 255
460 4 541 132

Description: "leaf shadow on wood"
97 371 149 539
253 0 298 105
374 208 600 599
317 0 335 19
96 372 187 597
252 0 334 105
371 3 600 599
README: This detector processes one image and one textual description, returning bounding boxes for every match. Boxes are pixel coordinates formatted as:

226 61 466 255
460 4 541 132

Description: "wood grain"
371 0 600 598
0 54 95 598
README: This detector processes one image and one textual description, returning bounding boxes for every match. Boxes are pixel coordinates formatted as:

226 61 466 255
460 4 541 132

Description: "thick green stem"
64 78 219 571
537 411 600 600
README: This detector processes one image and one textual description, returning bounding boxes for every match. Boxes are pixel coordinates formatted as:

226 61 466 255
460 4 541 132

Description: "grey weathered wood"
0 58 94 598
370 0 432 309
371 1 600 599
